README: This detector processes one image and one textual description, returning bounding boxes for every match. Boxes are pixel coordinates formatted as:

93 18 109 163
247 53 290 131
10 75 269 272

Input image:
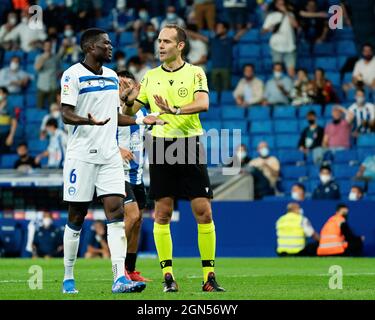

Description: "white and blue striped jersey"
348 102 375 132
117 108 148 185
47 128 67 168
60 62 120 164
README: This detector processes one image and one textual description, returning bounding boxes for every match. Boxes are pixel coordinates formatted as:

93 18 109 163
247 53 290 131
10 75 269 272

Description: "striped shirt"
348 102 375 132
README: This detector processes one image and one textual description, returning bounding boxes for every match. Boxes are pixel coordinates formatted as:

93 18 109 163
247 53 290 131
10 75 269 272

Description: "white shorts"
63 155 125 202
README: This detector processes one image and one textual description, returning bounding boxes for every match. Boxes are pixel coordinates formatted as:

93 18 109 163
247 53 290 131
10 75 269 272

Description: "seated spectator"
290 183 306 201
312 165 341 200
228 144 251 168
348 186 364 201
132 6 159 40
58 24 81 64
84 221 110 258
346 89 375 136
126 56 150 83
299 0 329 48
138 23 158 65
14 142 40 172
263 63 293 105
233 64 264 107
0 11 18 50
34 39 62 109
291 68 312 106
0 87 17 153
110 1 134 33
113 50 127 72
262 0 299 77
317 204 364 257
160 5 186 30
276 202 320 256
0 56 30 94
323 106 351 153
356 154 375 181
40 102 64 140
32 212 63 258
308 68 338 105
186 24 208 70
248 141 280 198
298 110 324 163
35 118 67 169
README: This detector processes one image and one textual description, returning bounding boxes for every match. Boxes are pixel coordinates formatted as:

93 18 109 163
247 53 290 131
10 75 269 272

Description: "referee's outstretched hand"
153 95 176 114
88 113 111 126
143 115 168 126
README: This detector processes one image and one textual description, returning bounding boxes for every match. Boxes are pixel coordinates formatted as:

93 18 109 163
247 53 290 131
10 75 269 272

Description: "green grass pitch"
0 257 374 300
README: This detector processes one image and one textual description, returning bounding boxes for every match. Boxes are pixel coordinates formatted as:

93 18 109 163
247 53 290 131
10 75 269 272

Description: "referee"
123 24 225 292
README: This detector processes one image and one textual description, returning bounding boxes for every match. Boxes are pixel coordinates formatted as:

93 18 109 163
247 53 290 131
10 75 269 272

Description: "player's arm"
119 77 146 116
61 104 110 125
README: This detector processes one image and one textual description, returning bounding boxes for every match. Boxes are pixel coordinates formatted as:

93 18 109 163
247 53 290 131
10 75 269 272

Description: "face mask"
291 191 302 201
42 217 53 228
0 95 3 102
64 29 73 38
117 59 126 67
333 119 341 125
237 150 247 161
166 12 176 20
128 65 137 74
147 31 155 39
139 11 149 21
274 71 282 79
356 96 365 105
52 111 60 118
348 192 358 201
259 147 269 158
320 174 331 184
8 17 17 26
21 17 28 24
10 62 19 71
308 119 316 125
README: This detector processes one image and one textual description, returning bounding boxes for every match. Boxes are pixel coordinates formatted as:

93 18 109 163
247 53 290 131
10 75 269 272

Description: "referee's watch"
174 106 181 115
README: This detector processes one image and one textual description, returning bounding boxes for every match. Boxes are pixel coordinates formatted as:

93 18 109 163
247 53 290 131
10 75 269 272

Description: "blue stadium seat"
297 58 314 73
308 179 320 192
273 106 296 119
313 42 335 56
221 107 246 119
0 220 24 257
107 32 118 46
222 120 248 132
357 148 375 162
238 29 260 43
275 134 299 149
260 32 271 43
248 106 270 120
209 91 218 104
326 71 341 87
25 93 37 108
280 179 301 193
200 108 221 120
340 180 366 194
368 183 375 195
333 164 359 179
25 109 48 123
298 104 322 118
238 44 261 58
7 95 24 108
262 58 273 73
25 124 41 139
278 149 304 164
334 150 358 163
315 57 337 71
342 72 352 84
201 120 222 132
3 50 24 64
250 120 273 134
334 27 354 41
119 32 135 46
324 104 335 117
307 165 320 178
26 50 40 64
282 166 308 179
336 40 357 56
261 43 271 57
124 47 138 60
274 120 299 133
357 134 375 148
337 56 348 70
251 135 275 149
0 154 18 169
28 139 48 153
221 91 236 104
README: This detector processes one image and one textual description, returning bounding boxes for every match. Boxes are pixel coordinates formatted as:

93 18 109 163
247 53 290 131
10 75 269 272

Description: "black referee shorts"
124 181 147 210
148 136 213 200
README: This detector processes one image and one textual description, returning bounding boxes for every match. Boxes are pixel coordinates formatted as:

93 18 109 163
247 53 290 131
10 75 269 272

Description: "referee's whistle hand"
87 113 111 126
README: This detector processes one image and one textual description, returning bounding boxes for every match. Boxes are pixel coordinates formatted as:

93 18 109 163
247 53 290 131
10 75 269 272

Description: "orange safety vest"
317 214 348 256
12 0 29 10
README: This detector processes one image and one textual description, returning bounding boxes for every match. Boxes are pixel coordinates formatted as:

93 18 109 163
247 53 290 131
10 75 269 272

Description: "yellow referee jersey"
136 62 208 138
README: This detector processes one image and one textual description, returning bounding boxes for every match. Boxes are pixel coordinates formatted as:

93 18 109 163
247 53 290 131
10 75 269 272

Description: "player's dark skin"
62 32 166 226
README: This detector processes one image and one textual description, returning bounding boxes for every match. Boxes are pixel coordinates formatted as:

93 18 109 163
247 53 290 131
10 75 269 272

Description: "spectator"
290 183 306 201
276 202 320 256
291 68 312 106
0 87 17 153
58 24 81 64
35 118 67 169
32 212 63 258
233 64 264 107
312 165 341 200
110 1 134 33
113 50 127 72
263 62 293 105
194 0 216 31
223 0 250 31
14 142 41 172
228 143 251 168
3 8 47 52
126 56 150 83
356 154 375 181
323 106 351 152
0 11 18 50
84 221 110 258
262 0 298 77
348 186 364 201
0 56 30 94
299 0 329 48
346 88 375 136
132 7 159 40
186 24 208 70
350 43 375 93
308 68 338 105
298 110 324 163
160 5 186 30
138 23 158 64
34 39 62 109
317 204 364 257
40 102 64 140
248 141 280 198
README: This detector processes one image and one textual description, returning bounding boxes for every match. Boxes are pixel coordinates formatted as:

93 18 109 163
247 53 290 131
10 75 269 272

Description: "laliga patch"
63 84 70 95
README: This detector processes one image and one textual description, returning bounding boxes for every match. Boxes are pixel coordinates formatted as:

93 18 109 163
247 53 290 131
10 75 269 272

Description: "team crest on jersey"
64 75 70 82
178 87 188 97
98 79 106 88
68 187 76 196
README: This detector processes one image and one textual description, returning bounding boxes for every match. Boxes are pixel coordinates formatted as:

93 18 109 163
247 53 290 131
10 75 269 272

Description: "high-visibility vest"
317 214 348 256
12 0 29 10
276 212 305 254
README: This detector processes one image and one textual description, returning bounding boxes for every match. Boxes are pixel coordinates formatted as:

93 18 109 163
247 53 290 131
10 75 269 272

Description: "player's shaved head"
80 28 107 53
